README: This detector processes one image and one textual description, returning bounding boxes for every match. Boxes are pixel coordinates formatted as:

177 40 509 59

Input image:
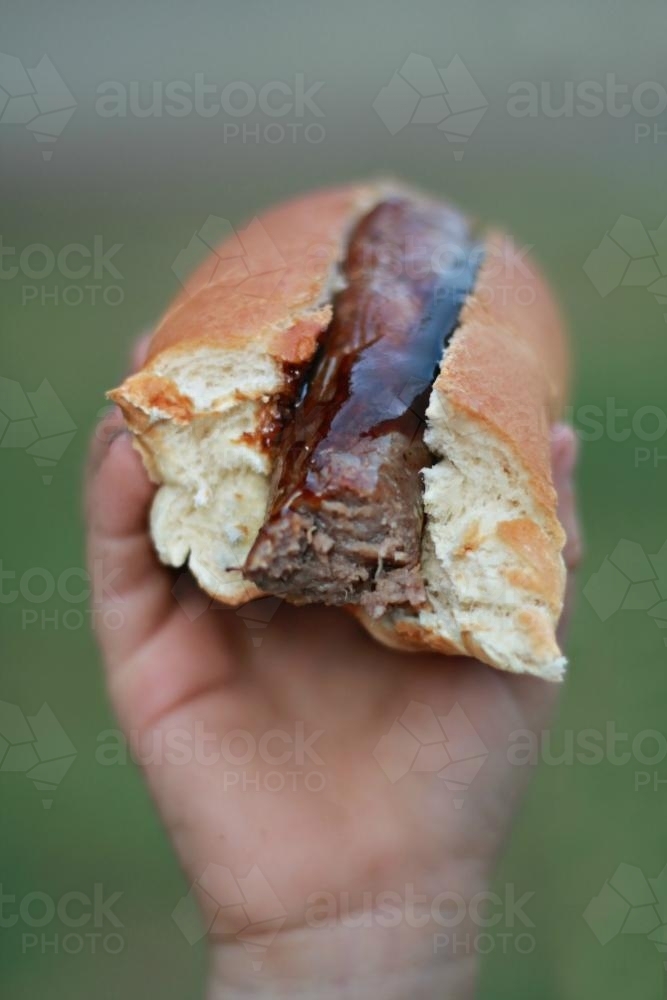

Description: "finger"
85 423 174 668
86 331 153 493
131 330 152 371
85 404 241 739
550 423 582 645
552 423 582 573
86 405 126 491
86 326 169 664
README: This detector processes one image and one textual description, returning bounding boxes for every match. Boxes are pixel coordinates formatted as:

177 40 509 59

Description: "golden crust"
436 230 567 532
147 183 382 365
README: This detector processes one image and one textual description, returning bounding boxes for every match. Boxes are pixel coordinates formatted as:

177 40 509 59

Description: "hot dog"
110 180 569 679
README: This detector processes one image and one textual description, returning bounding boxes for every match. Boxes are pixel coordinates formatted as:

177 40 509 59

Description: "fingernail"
551 423 582 571
552 423 578 484
130 331 153 373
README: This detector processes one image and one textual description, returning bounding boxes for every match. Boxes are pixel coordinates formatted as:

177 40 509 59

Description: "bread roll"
110 180 569 679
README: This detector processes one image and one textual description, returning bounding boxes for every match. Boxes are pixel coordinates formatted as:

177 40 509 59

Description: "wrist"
207 929 478 1000
205 881 488 1000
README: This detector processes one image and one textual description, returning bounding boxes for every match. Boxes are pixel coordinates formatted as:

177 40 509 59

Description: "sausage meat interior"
243 196 482 616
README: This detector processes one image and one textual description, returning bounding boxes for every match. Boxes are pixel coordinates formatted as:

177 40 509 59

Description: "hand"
86 338 581 999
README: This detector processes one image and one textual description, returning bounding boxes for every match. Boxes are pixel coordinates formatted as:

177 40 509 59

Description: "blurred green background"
2 0 667 996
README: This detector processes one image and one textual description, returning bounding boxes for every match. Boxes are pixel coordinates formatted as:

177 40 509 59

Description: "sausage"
243 196 481 615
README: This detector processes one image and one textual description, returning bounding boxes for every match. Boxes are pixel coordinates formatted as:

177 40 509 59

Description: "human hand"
86 339 580 999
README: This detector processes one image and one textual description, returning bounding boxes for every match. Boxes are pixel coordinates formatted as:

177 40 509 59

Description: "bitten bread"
109 180 569 679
